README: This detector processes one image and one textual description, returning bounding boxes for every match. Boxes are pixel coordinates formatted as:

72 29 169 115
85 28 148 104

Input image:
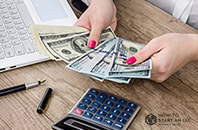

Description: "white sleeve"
147 0 198 29
82 0 90 6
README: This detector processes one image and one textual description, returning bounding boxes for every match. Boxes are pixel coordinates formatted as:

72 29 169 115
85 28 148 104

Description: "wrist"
189 34 198 61
193 34 198 60
88 0 114 5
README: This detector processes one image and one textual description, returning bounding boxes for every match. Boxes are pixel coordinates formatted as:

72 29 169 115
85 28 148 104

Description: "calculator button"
93 115 103 122
81 98 91 105
108 96 117 102
96 110 107 117
114 104 124 111
120 112 130 119
106 114 116 121
77 103 87 110
83 112 93 118
87 107 97 113
127 102 137 109
104 100 114 107
100 105 110 112
116 117 127 124
73 108 83 115
124 107 133 114
85 94 95 100
102 119 113 126
113 123 123 130
95 93 107 103
117 99 127 106
89 89 99 96
91 102 100 108
110 109 120 116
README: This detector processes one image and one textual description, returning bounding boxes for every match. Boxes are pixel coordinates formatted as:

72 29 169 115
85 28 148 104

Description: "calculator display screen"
72 122 97 130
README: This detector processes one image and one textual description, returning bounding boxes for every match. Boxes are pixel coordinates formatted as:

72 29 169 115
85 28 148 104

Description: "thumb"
126 41 162 64
88 25 104 48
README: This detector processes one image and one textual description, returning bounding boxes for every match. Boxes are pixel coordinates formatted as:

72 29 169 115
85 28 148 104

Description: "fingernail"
88 40 96 48
126 56 137 64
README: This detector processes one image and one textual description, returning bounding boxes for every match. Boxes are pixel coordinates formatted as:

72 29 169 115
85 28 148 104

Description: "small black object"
71 0 88 12
37 88 53 114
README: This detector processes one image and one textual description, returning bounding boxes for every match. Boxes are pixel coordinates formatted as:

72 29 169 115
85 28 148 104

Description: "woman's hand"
74 0 117 48
126 33 198 82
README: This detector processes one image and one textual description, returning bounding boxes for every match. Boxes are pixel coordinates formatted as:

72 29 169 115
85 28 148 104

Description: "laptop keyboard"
0 0 36 60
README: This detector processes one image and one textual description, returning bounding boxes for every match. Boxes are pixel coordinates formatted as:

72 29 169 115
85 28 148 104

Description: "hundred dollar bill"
108 70 151 78
67 37 131 83
41 33 91 62
67 37 117 82
66 37 116 72
30 24 115 63
80 42 115 78
107 38 152 74
78 38 131 84
30 25 88 57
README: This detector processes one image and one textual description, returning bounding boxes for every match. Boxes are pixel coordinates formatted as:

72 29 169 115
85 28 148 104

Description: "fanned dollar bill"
108 70 151 78
67 36 152 83
30 24 115 63
106 38 152 73
30 24 151 83
67 37 131 83
67 37 116 71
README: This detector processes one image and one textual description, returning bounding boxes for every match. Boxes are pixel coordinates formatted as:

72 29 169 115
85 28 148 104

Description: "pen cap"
37 88 53 114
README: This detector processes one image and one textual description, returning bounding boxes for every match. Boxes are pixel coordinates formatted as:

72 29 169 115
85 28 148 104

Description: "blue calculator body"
52 88 141 130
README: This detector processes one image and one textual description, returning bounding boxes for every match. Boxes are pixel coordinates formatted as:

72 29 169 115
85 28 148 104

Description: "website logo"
145 114 157 125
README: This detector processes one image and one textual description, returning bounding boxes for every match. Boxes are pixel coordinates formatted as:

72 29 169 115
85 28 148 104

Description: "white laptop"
0 0 77 72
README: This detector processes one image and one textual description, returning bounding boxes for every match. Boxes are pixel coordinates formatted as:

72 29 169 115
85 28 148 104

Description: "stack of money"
67 37 152 83
30 24 115 63
30 25 151 84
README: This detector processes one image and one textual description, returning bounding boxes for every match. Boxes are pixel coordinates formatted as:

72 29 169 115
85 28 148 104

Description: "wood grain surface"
0 0 198 130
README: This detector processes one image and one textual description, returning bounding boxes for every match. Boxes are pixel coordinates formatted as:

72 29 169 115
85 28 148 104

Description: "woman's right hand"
126 33 198 82
74 0 117 48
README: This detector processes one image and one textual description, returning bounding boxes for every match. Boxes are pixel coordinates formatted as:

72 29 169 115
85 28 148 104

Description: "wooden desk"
0 0 198 129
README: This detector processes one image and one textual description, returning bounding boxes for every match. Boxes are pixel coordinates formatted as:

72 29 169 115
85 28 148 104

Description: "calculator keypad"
72 88 139 130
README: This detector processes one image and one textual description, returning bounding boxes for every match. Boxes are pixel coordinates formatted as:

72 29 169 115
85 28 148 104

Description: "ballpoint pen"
0 80 46 96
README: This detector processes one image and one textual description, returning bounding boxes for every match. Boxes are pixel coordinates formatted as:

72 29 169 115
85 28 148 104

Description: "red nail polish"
126 56 137 64
88 40 96 48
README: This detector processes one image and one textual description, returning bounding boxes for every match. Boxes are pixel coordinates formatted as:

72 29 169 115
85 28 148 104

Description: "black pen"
0 80 46 96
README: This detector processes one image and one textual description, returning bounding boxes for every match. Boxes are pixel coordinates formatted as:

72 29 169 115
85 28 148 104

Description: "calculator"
52 88 141 130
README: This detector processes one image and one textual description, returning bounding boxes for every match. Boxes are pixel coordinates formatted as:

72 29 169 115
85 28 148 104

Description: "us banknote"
78 37 151 80
30 25 88 57
67 37 116 72
67 36 152 83
30 25 115 63
67 37 131 83
106 38 152 74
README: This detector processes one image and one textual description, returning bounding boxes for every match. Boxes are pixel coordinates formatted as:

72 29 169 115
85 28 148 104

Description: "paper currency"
108 70 151 78
107 38 151 73
30 24 151 84
67 36 152 83
67 37 116 72
67 37 131 83
30 24 115 63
